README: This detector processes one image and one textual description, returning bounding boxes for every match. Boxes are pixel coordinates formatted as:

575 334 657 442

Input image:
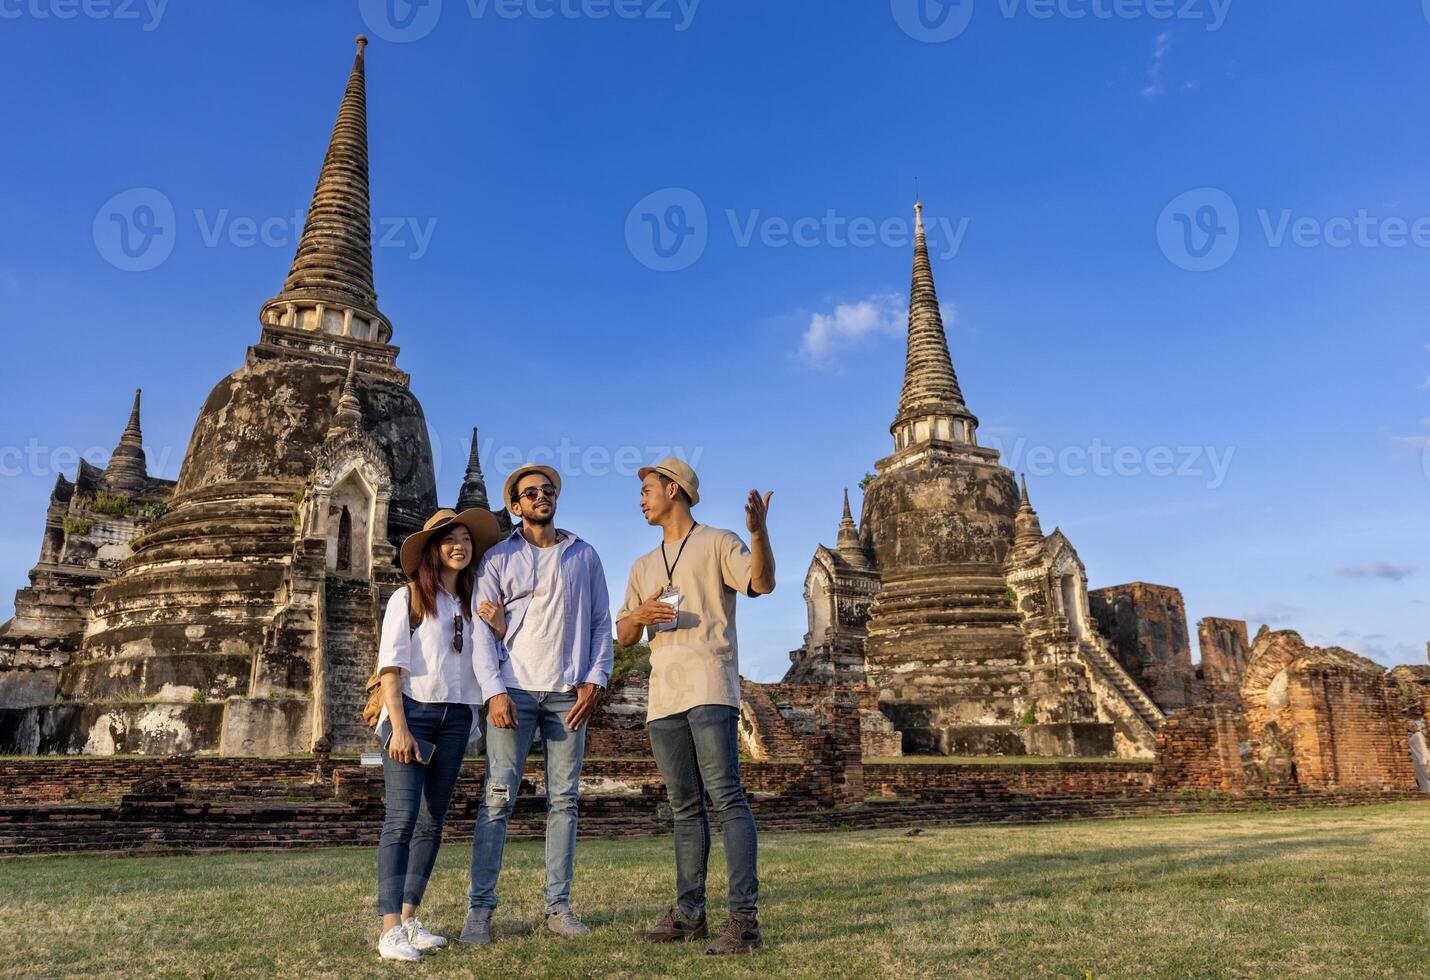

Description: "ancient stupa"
0 38 496 757
786 203 1167 757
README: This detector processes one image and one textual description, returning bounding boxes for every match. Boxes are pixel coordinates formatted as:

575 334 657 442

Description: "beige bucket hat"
399 508 503 577
501 463 563 515
639 457 700 507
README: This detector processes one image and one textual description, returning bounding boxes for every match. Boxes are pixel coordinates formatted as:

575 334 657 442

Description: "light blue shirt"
471 527 613 700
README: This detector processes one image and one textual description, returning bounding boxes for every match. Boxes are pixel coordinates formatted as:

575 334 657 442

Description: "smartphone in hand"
377 719 437 764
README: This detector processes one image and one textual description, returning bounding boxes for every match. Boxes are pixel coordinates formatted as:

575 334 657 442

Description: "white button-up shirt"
377 585 483 714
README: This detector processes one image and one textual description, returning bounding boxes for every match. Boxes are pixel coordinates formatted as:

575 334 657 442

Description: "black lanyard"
661 523 698 585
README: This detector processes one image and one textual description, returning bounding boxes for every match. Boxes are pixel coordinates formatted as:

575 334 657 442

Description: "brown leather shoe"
703 914 761 955
633 906 707 943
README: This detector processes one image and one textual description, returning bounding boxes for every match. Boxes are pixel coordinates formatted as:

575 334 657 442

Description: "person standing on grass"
617 458 775 956
1410 720 1430 793
459 463 613 946
374 507 502 962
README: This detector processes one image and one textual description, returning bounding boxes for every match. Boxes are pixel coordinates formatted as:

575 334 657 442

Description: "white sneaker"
379 923 422 961
404 917 448 951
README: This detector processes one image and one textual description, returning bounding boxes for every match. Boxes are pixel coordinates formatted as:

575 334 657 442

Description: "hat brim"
501 464 563 515
638 465 700 507
399 508 504 577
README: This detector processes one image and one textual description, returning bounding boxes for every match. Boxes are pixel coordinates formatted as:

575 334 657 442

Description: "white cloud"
1333 562 1417 582
1142 31 1173 98
796 294 905 371
1242 601 1301 625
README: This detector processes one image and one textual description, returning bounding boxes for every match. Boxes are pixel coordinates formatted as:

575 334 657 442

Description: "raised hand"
746 489 773 535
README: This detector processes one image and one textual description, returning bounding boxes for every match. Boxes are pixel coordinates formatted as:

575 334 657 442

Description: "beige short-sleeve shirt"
617 524 753 722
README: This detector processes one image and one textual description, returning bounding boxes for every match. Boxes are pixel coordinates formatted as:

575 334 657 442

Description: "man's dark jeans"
647 703 759 918
377 696 472 916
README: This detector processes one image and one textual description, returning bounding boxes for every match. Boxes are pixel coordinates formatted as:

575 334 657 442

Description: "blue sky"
0 1 1426 678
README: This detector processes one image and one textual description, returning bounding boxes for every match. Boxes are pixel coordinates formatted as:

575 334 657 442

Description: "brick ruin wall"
1087 582 1199 712
1155 633 1429 793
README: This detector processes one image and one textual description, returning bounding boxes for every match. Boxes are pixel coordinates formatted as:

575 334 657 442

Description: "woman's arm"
379 667 418 763
376 589 419 763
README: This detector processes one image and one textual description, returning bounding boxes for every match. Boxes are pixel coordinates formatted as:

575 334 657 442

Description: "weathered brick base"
1 755 1422 857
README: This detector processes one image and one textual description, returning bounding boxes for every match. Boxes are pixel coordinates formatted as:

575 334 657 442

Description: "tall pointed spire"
259 36 392 346
456 428 493 512
891 201 977 450
103 388 148 494
1013 473 1045 552
328 354 363 437
835 488 870 568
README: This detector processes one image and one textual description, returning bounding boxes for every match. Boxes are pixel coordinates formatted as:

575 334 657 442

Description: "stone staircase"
738 679 807 760
322 578 379 755
1077 639 1165 753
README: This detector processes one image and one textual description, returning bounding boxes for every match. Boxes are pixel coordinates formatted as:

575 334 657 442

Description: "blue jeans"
468 688 586 914
377 696 473 916
647 704 759 918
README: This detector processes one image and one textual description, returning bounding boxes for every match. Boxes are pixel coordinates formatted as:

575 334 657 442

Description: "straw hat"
399 508 503 577
639 457 700 506
501 464 563 515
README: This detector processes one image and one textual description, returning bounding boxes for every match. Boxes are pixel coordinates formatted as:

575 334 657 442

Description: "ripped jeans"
468 688 585 914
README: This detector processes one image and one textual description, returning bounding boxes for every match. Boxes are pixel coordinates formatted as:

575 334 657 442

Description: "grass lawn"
6 803 1428 978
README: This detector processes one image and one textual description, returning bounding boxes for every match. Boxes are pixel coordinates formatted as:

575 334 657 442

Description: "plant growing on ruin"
139 502 168 522
191 690 208 704
77 491 140 518
1020 709 1037 726
858 472 876 491
611 641 652 683
62 516 94 538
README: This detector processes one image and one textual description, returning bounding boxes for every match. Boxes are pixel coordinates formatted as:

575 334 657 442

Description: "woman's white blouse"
377 585 483 707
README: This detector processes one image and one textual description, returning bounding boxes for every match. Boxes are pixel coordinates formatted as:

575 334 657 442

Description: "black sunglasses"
452 614 463 653
514 485 558 503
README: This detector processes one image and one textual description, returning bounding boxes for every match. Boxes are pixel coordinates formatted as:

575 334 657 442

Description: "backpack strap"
405 586 420 635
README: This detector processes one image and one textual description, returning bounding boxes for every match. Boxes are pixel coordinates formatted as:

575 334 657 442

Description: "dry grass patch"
4 803 1427 978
